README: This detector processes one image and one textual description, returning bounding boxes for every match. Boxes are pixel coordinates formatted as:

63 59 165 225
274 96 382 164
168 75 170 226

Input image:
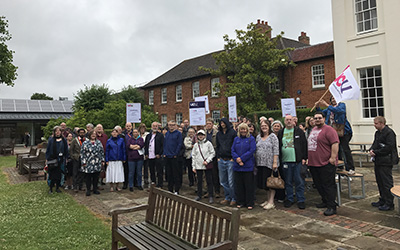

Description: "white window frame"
148 90 154 105
311 64 325 88
359 66 384 118
176 85 182 102
355 0 378 34
161 115 167 127
161 88 167 104
175 113 183 125
192 81 200 99
212 110 221 123
211 78 220 97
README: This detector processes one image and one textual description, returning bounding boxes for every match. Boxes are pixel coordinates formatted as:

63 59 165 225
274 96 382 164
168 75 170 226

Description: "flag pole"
310 88 330 112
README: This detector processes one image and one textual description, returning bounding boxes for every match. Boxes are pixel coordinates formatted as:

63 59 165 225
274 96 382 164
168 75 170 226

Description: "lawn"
0 156 111 250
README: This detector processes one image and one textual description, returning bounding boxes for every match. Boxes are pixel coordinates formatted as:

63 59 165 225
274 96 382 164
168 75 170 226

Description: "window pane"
369 88 376 97
377 88 383 97
363 109 369 118
378 98 383 106
367 68 374 77
365 20 371 30
370 109 377 117
360 69 366 79
369 99 376 107
378 108 384 116
363 0 369 10
363 99 369 107
360 79 367 88
368 78 374 87
370 0 376 8
364 11 370 20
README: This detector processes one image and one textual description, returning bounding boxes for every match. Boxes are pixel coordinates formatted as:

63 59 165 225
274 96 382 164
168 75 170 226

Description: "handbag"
47 159 58 171
332 123 345 137
99 170 106 179
266 170 285 189
198 143 213 170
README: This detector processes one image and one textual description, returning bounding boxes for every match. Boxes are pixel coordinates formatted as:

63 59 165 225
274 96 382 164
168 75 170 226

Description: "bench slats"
204 212 212 247
210 215 217 246
224 220 230 241
197 210 206 247
173 200 182 235
192 208 200 244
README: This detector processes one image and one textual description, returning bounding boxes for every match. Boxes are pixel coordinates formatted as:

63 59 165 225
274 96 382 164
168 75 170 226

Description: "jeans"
218 159 235 202
128 160 144 188
282 162 305 203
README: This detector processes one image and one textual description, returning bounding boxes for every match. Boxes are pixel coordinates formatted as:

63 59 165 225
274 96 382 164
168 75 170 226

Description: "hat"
197 129 206 135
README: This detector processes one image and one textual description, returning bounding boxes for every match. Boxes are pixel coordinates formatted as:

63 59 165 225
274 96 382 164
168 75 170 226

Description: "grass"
0 156 111 250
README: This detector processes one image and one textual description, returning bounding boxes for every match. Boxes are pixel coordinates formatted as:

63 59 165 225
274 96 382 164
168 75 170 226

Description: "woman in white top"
191 130 215 204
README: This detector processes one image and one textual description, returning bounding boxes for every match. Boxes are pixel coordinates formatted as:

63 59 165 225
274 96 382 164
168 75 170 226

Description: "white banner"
281 98 297 117
126 103 141 123
195 95 209 114
328 65 360 103
189 101 206 126
228 96 237 122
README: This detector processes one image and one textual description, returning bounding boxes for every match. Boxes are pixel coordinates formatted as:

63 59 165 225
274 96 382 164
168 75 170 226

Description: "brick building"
141 20 335 126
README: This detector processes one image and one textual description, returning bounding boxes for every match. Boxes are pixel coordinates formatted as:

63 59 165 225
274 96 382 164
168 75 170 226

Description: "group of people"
44 95 398 216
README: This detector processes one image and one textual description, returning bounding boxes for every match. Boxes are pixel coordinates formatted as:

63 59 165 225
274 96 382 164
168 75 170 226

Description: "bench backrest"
145 185 240 249
29 147 38 156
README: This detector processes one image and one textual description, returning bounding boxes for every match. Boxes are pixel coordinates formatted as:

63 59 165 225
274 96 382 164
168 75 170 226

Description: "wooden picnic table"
391 186 400 214
349 142 372 152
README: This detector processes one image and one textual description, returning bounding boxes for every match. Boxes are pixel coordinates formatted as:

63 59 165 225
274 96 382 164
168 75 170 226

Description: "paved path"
4 156 400 249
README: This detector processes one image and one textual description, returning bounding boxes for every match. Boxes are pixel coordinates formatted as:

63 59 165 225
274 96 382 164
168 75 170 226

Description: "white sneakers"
348 169 356 175
263 203 275 210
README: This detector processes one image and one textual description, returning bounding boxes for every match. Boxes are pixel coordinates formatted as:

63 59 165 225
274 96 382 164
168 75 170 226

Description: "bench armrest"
202 241 232 250
109 204 149 216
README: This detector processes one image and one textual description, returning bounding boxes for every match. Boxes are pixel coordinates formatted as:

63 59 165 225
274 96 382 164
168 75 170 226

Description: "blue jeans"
218 159 235 202
128 160 143 188
282 162 305 203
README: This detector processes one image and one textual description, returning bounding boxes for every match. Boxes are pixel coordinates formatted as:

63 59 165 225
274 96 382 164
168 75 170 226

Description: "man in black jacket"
278 115 308 209
369 116 399 211
145 122 164 188
216 118 237 206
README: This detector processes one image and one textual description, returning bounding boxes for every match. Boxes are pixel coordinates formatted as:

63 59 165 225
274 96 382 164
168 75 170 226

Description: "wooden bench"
390 186 400 214
22 151 46 181
351 151 370 168
16 147 38 171
109 184 240 250
336 169 365 199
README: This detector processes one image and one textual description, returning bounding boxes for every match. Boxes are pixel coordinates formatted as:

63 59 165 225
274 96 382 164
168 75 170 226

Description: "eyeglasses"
314 117 324 120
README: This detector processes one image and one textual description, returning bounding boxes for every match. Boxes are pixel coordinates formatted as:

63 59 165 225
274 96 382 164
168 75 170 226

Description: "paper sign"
281 98 297 117
195 95 209 114
189 101 206 126
228 96 237 122
126 103 141 123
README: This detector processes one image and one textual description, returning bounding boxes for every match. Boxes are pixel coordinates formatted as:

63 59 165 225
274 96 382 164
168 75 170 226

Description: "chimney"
298 31 310 45
255 19 272 39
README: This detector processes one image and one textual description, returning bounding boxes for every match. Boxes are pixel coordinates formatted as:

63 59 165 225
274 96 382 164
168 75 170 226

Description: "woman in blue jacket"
231 123 256 210
106 128 127 191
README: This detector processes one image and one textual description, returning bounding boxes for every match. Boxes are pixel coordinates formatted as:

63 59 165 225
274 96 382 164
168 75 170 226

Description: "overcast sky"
1 0 333 101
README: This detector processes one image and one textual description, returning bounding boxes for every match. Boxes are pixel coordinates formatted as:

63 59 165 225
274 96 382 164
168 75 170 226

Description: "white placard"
228 96 237 122
281 98 297 117
189 101 206 126
126 103 141 123
195 95 209 114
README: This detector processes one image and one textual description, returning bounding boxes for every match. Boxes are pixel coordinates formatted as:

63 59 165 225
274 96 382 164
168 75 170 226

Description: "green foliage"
0 16 18 86
30 92 53 100
93 100 127 129
201 23 295 116
141 104 159 128
248 108 314 125
73 84 113 112
113 85 145 104
0 156 110 249
42 117 67 139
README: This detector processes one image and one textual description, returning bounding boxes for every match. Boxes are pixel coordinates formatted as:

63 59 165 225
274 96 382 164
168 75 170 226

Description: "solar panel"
27 100 41 111
15 100 29 112
2 99 15 111
52 101 65 112
0 99 74 113
39 100 53 111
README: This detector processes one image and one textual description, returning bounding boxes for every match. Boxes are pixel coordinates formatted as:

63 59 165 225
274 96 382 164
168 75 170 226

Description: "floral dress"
80 139 104 174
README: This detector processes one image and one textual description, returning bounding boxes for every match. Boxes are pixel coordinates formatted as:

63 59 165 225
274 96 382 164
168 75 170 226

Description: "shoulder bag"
198 143 213 170
266 169 285 189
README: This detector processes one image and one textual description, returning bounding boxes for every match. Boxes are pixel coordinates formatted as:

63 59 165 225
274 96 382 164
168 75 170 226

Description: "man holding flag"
313 66 360 175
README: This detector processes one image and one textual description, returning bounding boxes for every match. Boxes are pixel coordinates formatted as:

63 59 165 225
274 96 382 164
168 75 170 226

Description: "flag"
328 65 360 103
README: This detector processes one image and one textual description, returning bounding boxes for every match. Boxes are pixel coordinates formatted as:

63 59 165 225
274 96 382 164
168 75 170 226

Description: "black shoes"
122 184 128 190
297 202 306 209
129 187 134 192
93 190 100 195
378 204 394 211
315 202 327 208
284 200 294 208
371 201 384 207
137 186 144 190
56 188 62 193
324 208 337 216
86 191 91 196
195 196 201 201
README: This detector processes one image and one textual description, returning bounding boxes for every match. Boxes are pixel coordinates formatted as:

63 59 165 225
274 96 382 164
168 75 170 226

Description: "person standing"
256 120 279 210
121 122 133 189
105 129 126 192
369 116 399 211
138 123 150 187
205 118 220 197
46 126 69 194
184 128 196 186
308 111 339 216
64 133 74 190
192 129 215 203
317 96 355 174
126 128 145 191
144 122 164 188
278 115 307 209
96 124 108 186
70 128 87 193
216 118 237 206
231 123 256 210
80 130 104 196
163 120 183 194
24 131 30 148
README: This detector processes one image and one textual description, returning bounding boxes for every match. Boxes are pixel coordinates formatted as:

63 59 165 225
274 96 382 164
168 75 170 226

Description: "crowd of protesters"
44 96 398 216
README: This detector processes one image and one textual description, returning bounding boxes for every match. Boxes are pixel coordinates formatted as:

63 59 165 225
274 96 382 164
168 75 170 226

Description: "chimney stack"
255 19 272 39
298 31 310 45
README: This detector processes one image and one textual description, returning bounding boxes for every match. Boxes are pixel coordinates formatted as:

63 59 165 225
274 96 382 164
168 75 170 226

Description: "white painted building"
332 0 400 143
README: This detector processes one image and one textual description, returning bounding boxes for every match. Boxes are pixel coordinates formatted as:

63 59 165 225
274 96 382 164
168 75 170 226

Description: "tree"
0 16 18 86
30 93 53 100
113 85 145 104
202 23 295 115
73 84 113 112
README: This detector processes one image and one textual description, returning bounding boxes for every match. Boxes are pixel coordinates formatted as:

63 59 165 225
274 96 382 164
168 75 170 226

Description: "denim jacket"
317 102 352 135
